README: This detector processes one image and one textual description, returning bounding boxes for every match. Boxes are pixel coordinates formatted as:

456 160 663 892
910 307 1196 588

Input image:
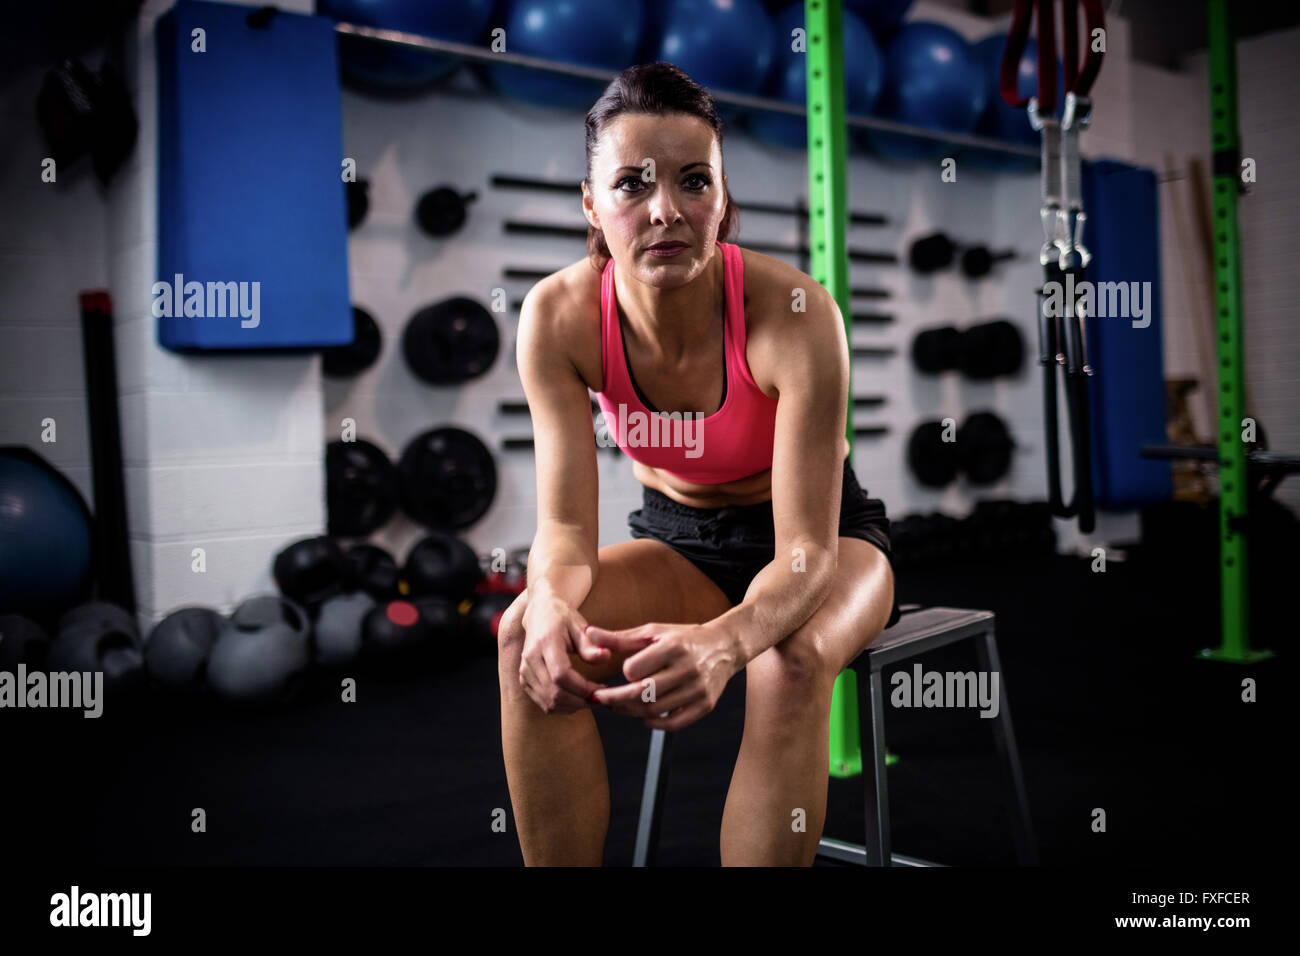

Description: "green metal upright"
805 0 862 777
1203 0 1271 663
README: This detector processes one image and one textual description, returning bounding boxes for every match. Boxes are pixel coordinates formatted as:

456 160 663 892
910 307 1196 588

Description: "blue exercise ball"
643 0 774 123
0 449 93 613
866 21 985 162
484 0 645 110
845 0 914 37
317 0 495 94
748 3 883 150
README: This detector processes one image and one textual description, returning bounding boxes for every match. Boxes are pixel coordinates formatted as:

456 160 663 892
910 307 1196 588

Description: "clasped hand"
518 594 738 731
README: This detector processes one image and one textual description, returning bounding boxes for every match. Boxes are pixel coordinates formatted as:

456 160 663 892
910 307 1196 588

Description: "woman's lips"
647 242 688 257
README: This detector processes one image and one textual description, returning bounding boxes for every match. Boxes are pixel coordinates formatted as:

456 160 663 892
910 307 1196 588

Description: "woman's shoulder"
732 244 844 396
733 244 828 317
518 258 605 386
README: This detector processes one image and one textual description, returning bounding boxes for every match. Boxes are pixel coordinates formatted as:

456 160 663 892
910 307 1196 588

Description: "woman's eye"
617 176 645 192
685 174 711 190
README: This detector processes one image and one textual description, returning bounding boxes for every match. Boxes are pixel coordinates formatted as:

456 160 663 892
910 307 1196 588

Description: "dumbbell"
415 185 477 237
908 232 1016 278
907 412 1016 488
912 321 1025 379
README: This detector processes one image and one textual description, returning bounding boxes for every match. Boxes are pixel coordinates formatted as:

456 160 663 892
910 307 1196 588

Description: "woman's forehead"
596 113 719 163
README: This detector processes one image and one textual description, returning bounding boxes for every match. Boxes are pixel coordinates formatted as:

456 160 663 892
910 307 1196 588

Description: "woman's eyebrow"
612 161 712 174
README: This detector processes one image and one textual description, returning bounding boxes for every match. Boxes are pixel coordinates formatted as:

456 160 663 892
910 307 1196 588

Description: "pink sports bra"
594 241 779 484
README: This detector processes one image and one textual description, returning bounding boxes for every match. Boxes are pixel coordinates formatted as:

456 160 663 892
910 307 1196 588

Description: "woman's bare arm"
516 278 601 615
710 283 849 662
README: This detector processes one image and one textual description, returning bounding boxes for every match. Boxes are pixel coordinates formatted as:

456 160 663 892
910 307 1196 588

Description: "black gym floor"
8 499 1290 868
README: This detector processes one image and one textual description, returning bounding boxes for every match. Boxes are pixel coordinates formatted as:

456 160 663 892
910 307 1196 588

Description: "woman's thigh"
513 537 734 684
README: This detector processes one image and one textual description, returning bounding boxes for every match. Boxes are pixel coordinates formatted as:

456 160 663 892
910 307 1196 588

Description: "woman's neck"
614 245 724 362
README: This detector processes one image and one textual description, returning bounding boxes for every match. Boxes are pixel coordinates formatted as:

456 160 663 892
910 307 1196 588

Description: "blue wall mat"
1081 159 1173 509
156 0 351 350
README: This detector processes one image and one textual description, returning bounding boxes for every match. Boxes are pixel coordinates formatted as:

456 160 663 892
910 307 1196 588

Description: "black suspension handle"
1038 260 1096 533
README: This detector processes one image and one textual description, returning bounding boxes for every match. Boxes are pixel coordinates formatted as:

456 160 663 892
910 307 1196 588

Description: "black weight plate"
322 307 382 378
346 179 370 230
398 427 497 531
403 297 500 385
326 438 399 537
907 420 959 488
957 411 1015 484
416 186 469 237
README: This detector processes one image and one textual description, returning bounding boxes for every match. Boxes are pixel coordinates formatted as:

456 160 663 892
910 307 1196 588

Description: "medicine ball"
145 606 224 692
315 591 375 667
404 532 483 603
273 536 348 610
48 601 145 695
343 544 400 601
206 595 311 707
0 614 50 670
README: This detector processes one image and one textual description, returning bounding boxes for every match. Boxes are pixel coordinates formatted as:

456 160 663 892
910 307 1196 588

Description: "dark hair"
583 62 739 271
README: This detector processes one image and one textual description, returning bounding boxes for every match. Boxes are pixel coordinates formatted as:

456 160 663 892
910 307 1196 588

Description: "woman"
499 62 899 866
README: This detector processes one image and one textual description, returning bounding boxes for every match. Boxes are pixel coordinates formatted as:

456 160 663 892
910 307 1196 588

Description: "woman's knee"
496 591 528 672
746 629 835 708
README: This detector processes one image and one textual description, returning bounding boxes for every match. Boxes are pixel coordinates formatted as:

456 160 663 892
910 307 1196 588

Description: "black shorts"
628 459 900 630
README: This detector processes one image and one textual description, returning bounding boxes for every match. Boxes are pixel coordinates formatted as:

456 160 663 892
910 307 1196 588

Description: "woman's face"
583 111 727 287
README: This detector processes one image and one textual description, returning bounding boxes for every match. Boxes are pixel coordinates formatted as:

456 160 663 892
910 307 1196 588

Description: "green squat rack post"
804 0 863 777
1204 0 1271 663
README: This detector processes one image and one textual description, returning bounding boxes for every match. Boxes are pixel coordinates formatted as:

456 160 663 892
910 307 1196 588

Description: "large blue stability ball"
643 0 774 123
845 0 914 38
867 21 984 162
485 0 645 110
317 0 495 94
748 3 883 150
0 449 94 613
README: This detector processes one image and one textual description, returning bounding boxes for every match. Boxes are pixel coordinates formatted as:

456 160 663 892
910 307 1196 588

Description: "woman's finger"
592 664 689 712
585 624 657 654
642 700 711 732
571 618 612 664
541 640 603 701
